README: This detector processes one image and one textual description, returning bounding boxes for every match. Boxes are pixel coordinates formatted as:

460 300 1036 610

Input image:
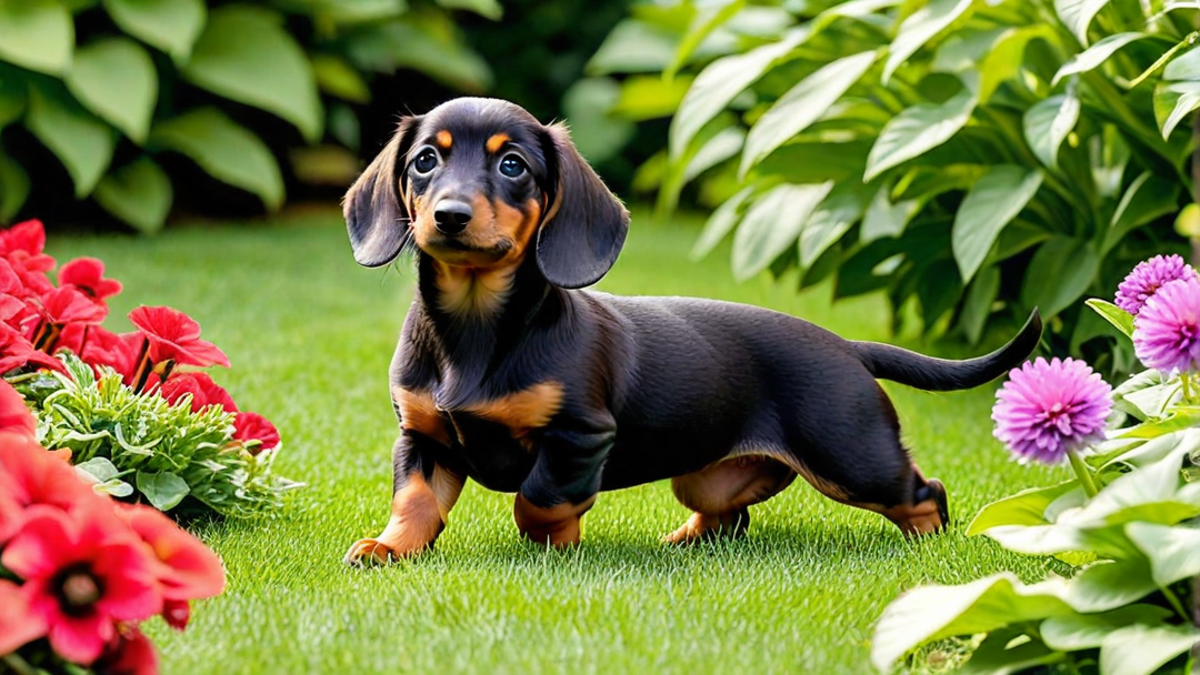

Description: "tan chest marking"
433 262 517 318
394 387 450 446
462 381 564 440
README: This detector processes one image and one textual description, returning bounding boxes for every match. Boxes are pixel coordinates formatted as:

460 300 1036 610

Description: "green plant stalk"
1067 446 1099 498
1162 582 1190 622
1182 372 1194 404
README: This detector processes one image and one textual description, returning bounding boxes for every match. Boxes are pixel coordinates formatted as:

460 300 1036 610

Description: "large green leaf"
148 107 283 209
1099 623 1199 675
960 630 1064 675
1102 171 1180 254
1152 79 1200 139
344 18 491 92
0 75 24 131
1065 560 1158 613
1053 32 1148 85
93 156 173 234
311 54 370 104
864 90 976 181
65 38 157 142
731 182 833 281
586 20 676 76
25 83 117 198
871 573 1074 672
136 469 189 511
966 482 1076 535
0 152 29 222
1126 521 1200 587
977 25 1057 102
799 186 865 267
0 0 73 75
1163 42 1200 81
1055 0 1112 45
102 0 205 62
181 5 322 142
1085 299 1134 338
433 0 501 20
691 185 754 260
883 0 974 82
1024 89 1079 169
664 0 745 80
1020 236 1098 318
952 165 1042 284
959 265 999 345
740 50 878 174
1041 605 1173 651
860 185 919 243
670 27 809 159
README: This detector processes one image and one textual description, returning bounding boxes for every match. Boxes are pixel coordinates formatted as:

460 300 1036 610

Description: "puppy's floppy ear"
343 116 421 267
535 123 630 289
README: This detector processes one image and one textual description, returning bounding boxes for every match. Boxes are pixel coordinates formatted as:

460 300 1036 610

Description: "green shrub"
0 0 495 234
633 0 1200 364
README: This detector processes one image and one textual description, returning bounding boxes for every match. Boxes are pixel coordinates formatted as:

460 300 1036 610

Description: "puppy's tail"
852 309 1042 392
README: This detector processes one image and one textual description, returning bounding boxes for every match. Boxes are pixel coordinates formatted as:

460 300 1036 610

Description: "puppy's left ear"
343 116 420 268
536 123 630 289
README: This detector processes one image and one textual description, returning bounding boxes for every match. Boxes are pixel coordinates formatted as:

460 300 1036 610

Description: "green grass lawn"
48 210 1066 674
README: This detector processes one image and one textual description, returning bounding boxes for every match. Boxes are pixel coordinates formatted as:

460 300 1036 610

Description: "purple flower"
1115 254 1195 315
992 357 1113 465
1133 275 1200 375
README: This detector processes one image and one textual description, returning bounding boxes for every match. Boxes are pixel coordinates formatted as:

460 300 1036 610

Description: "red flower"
162 599 191 631
113 504 226 604
72 326 145 384
233 412 280 454
0 433 100 543
95 624 158 675
0 219 49 258
160 372 238 414
0 322 66 375
128 306 229 369
59 257 122 303
2 508 162 664
0 378 36 440
0 579 47 655
39 287 109 325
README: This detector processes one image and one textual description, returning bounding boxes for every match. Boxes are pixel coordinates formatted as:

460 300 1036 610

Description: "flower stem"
1163 583 1190 622
1067 447 1099 498
1182 372 1195 405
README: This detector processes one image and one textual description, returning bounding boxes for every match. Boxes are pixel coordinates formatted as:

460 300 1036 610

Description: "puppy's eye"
413 149 439 174
498 155 526 178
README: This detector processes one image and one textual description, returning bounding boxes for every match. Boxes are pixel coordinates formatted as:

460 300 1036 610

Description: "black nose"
433 199 472 234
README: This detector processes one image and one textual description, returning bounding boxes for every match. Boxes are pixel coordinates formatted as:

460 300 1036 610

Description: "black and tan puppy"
341 97 1042 565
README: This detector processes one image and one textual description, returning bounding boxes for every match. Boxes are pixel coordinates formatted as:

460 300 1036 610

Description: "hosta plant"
655 0 1200 366
871 255 1200 674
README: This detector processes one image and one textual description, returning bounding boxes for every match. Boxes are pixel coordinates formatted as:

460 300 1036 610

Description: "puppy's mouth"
421 231 513 266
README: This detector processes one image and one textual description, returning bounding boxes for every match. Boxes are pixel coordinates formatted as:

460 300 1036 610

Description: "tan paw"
343 538 403 566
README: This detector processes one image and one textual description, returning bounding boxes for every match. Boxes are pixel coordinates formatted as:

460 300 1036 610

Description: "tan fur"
343 472 463 564
665 455 796 543
463 381 564 442
435 130 453 149
485 132 510 154
514 493 596 547
394 386 450 446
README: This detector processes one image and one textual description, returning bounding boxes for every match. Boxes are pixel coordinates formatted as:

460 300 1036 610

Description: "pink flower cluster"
0 219 278 453
0 380 225 673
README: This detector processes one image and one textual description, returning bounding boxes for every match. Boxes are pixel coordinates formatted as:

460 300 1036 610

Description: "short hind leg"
665 455 797 544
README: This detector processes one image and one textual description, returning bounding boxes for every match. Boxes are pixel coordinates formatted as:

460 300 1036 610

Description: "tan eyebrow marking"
435 130 453 149
486 133 510 154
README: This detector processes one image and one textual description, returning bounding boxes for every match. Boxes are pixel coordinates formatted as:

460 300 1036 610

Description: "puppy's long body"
342 97 1041 564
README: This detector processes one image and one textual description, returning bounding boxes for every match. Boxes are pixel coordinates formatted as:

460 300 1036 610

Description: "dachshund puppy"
341 97 1041 564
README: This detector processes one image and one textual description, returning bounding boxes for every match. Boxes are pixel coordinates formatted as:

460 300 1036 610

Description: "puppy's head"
343 97 630 289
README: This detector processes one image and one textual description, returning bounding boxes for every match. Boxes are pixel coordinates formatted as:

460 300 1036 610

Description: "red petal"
162 599 190 631
0 507 77 579
40 287 108 325
233 412 280 453
0 579 47 654
115 504 226 601
0 378 36 438
96 624 159 675
128 306 229 369
1 220 46 257
47 607 112 665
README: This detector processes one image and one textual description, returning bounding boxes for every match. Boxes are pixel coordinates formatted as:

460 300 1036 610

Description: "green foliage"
16 352 301 518
871 299 1200 674
635 0 1200 352
0 0 496 234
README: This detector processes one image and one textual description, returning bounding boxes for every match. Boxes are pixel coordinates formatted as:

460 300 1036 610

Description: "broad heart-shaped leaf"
691 185 754 260
181 5 322 142
102 0 205 62
1085 299 1134 338
1126 521 1200 587
148 107 284 209
65 37 157 142
1053 32 1148 85
669 26 809 159
740 50 878 175
1055 0 1112 45
1041 604 1173 651
1067 431 1198 522
1021 236 1098 318
731 182 833 281
860 185 919 243
1066 559 1158 613
864 90 976 182
799 185 866 267
75 456 122 482
1102 171 1180 255
960 265 999 345
960 630 1064 675
1164 42 1200 81
1100 623 1199 675
1153 80 1200 140
870 573 1074 671
93 156 173 233
966 482 1076 535
1024 89 1079 169
0 0 73 75
136 469 190 511
25 83 117 198
1100 428 1199 471
952 165 1042 284
883 0 973 82
0 152 29 221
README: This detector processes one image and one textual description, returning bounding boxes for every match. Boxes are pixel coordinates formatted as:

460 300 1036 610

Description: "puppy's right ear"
343 117 421 267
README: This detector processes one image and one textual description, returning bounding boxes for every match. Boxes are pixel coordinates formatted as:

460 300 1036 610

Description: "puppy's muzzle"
433 199 473 235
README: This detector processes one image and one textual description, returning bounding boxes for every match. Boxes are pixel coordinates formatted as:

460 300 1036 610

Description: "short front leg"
514 416 614 548
344 433 464 565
